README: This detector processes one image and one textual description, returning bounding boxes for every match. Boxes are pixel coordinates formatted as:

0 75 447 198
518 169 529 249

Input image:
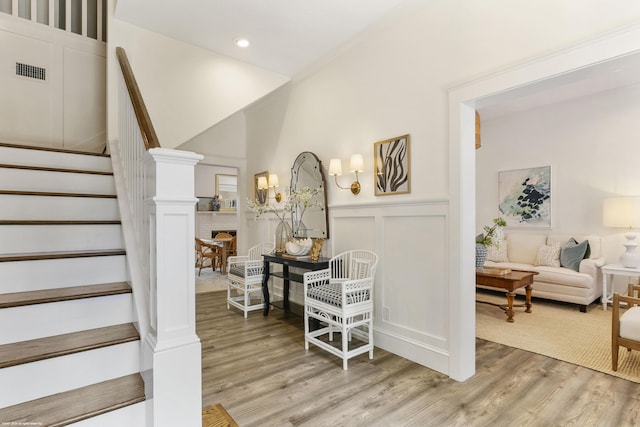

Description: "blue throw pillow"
560 238 590 272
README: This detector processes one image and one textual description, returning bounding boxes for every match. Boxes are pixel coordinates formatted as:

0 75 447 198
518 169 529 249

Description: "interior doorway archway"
447 24 640 382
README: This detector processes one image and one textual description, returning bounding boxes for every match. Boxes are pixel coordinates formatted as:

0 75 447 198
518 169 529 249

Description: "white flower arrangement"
247 186 322 248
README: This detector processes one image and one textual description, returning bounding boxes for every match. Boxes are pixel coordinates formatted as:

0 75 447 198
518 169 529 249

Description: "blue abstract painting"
498 166 551 227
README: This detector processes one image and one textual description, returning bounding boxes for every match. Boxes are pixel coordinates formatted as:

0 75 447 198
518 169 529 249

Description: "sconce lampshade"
268 174 279 188
603 196 640 268
328 159 343 176
257 176 268 190
349 154 364 172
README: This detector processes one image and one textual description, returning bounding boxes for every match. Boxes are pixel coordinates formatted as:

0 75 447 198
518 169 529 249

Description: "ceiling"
114 1 640 120
114 0 415 77
476 51 640 120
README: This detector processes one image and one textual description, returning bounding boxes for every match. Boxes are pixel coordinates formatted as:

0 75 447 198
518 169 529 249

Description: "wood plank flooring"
198 290 640 427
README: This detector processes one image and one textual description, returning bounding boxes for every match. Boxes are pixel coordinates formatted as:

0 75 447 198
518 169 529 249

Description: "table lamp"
603 197 640 268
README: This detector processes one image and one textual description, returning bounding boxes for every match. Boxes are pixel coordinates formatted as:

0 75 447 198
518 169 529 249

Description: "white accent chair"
303 250 378 370
612 284 640 371
227 242 275 318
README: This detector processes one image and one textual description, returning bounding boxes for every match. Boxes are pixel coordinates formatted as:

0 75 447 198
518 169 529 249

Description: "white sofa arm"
579 257 605 278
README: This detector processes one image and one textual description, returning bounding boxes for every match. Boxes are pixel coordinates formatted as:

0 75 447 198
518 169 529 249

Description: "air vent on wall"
16 62 46 81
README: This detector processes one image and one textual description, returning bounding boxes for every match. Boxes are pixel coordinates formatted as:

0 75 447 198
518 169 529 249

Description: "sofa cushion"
547 234 600 259
506 233 547 264
532 266 593 289
534 242 561 267
560 238 590 272
621 306 640 341
487 240 509 262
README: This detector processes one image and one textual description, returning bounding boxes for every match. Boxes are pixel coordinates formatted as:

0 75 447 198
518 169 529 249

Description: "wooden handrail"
115 47 161 150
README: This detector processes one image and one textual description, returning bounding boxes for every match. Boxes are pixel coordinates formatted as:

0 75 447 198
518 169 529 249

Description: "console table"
262 253 330 316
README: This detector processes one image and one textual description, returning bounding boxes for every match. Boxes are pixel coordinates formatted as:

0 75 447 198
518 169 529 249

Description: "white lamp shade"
268 174 279 188
328 158 342 176
603 197 640 228
349 154 364 172
257 176 268 189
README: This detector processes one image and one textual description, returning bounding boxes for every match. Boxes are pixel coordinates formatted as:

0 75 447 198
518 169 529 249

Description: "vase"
476 244 487 268
275 221 292 254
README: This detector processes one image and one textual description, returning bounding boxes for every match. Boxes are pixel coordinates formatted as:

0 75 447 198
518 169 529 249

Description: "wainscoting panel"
330 200 450 373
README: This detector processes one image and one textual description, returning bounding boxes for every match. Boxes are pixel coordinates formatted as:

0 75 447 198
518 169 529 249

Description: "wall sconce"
258 174 282 202
328 154 363 195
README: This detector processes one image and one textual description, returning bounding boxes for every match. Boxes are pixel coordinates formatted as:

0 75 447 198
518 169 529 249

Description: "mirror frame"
290 151 330 239
254 171 269 205
215 173 238 211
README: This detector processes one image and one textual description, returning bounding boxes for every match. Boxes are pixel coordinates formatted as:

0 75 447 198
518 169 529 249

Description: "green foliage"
476 217 507 247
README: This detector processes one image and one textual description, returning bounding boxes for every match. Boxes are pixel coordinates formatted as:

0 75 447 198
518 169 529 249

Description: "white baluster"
64 0 70 32
30 0 36 21
48 0 54 28
81 0 86 36
96 0 102 41
11 0 18 17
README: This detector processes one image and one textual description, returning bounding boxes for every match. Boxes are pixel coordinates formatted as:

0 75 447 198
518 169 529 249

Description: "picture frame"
498 166 551 228
374 134 411 196
254 171 268 205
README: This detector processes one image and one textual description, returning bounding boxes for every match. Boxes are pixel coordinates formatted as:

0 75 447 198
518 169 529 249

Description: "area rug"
202 403 239 427
196 268 228 293
476 290 640 383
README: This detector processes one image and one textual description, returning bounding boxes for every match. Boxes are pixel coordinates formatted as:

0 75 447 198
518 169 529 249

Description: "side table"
601 264 640 311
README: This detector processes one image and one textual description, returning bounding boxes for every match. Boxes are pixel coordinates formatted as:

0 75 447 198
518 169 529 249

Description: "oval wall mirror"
290 152 329 239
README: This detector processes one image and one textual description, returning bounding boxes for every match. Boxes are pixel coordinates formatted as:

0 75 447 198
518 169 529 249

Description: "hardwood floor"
198 291 640 426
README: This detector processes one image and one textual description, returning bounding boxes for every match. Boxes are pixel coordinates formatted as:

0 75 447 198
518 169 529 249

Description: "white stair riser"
0 168 115 195
0 255 128 293
0 294 133 345
0 341 140 408
67 402 146 427
0 224 123 254
0 146 112 172
0 195 119 221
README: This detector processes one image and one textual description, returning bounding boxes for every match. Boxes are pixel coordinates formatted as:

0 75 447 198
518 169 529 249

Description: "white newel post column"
143 148 203 427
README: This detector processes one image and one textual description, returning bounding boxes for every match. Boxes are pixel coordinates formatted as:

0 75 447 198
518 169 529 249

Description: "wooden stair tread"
0 141 110 157
0 282 131 309
0 190 116 198
0 220 121 225
0 373 144 426
0 323 139 369
0 163 113 175
0 249 126 262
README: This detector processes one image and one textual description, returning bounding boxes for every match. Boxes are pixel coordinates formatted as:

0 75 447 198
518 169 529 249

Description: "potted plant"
475 217 507 267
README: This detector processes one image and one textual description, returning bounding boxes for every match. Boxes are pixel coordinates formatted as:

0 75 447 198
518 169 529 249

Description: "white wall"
241 1 640 379
0 13 105 151
107 16 290 150
476 84 640 263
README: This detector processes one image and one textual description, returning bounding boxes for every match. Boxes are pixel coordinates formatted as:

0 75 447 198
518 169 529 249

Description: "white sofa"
483 233 605 312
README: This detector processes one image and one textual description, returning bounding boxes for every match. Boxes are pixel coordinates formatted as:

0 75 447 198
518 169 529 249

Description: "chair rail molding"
329 199 450 374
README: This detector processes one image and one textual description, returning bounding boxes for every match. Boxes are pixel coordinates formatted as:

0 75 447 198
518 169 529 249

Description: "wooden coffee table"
476 268 538 323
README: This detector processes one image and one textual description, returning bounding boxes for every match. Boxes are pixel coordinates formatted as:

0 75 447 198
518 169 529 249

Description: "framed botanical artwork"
374 134 411 196
254 171 268 205
498 166 551 228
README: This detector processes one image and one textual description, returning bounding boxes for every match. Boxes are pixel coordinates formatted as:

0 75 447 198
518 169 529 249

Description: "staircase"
0 143 146 425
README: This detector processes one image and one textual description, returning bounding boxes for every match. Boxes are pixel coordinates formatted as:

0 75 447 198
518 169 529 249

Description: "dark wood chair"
612 284 640 371
195 238 222 276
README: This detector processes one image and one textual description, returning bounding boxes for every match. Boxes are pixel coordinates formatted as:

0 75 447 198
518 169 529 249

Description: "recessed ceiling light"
234 38 250 48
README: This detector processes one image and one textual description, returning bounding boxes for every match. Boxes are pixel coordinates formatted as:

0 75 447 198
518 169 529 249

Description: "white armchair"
303 250 378 370
227 242 274 318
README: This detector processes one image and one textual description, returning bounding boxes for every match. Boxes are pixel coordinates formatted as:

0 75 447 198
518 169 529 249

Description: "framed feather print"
374 134 411 196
